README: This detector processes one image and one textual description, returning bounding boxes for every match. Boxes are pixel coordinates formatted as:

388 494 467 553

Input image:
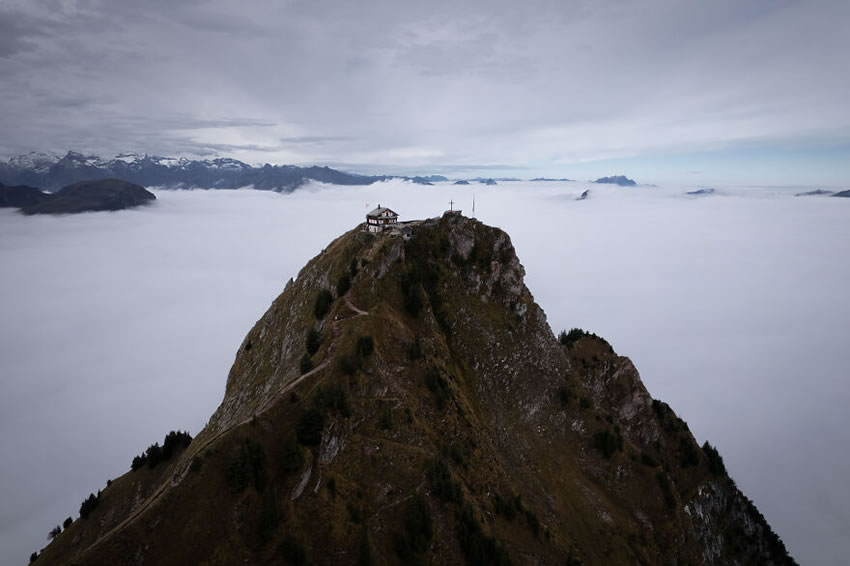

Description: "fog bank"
1 182 848 564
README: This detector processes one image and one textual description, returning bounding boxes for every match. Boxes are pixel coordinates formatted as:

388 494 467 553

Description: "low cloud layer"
0 0 848 184
1 183 848 564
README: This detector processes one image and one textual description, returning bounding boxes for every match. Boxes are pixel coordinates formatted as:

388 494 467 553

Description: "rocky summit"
32 214 795 566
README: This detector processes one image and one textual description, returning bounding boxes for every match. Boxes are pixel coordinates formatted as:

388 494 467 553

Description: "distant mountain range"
0 151 647 193
0 151 429 193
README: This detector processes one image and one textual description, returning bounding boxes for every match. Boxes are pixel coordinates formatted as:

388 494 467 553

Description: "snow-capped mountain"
0 151 382 192
7 152 62 173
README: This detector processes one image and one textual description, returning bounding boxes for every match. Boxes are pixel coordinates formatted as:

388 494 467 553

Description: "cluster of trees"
491 492 540 539
44 513 75 545
458 503 513 566
558 328 586 347
702 441 727 476
314 290 334 320
592 426 624 459
258 489 280 543
679 436 701 469
306 329 321 356
131 430 192 471
79 491 101 519
339 334 375 377
652 399 690 435
402 236 453 333
493 493 523 521
425 367 452 409
427 457 463 504
315 258 361 321
226 437 267 494
336 272 351 296
429 456 512 565
299 352 314 374
330 256 362 309
656 471 677 509
300 328 323 375
313 383 351 418
281 434 305 473
401 264 425 317
295 408 325 446
558 327 613 352
424 448 513 565
393 494 432 560
337 255 362 297
35 482 110 557
35 507 86 560
295 382 352 446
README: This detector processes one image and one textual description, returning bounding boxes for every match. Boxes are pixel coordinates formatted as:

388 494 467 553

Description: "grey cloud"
169 118 279 130
325 161 531 176
280 136 359 144
187 141 287 154
0 0 848 180
0 6 53 58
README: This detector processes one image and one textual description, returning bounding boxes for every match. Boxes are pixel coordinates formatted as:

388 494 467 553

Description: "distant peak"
594 175 636 186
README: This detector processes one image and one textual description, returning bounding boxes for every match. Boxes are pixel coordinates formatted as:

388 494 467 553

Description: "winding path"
344 294 369 316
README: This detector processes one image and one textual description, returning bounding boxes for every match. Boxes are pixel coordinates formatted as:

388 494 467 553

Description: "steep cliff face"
34 214 795 566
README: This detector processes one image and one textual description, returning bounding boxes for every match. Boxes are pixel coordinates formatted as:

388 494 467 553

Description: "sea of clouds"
1 180 848 564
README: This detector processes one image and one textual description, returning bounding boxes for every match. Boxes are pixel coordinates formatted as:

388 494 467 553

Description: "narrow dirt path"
344 294 369 316
71 291 370 564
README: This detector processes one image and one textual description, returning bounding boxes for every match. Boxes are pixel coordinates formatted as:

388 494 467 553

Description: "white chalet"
365 205 399 232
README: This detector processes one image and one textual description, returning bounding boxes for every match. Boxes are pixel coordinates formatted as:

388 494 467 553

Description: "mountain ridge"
20 179 156 215
31 214 794 566
0 151 454 192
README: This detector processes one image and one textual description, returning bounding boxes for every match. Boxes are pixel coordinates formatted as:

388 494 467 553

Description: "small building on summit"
366 205 399 232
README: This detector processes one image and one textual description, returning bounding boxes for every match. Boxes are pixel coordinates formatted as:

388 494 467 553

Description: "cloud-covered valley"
1 182 848 564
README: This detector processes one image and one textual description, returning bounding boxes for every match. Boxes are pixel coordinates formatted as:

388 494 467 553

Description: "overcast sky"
1 0 848 185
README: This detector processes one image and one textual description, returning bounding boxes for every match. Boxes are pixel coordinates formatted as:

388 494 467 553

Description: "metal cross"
449 200 454 210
